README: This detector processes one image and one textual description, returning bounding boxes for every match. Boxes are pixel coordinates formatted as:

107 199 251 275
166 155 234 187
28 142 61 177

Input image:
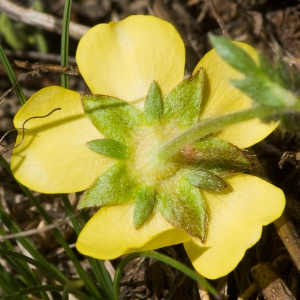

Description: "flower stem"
157 105 284 160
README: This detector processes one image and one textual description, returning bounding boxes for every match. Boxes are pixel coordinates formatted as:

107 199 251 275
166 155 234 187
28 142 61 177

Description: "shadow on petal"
11 86 113 193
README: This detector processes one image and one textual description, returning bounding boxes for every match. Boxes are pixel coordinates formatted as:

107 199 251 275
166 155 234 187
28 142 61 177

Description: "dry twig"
0 213 78 241
251 262 296 300
251 153 300 273
0 0 89 39
0 71 36 106
4 49 76 64
10 59 79 75
205 0 231 39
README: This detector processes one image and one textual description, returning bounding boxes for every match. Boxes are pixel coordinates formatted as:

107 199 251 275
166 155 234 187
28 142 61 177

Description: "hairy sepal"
81 95 144 144
162 69 204 129
78 163 139 208
179 136 252 173
86 139 130 159
157 176 209 242
133 186 156 229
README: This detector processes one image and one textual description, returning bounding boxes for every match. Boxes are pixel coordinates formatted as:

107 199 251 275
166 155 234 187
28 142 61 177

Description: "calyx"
78 69 252 243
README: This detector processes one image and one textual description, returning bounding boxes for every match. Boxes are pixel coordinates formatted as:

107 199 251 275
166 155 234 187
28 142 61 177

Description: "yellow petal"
76 203 190 259
184 174 285 279
196 43 278 148
76 15 185 109
11 87 113 193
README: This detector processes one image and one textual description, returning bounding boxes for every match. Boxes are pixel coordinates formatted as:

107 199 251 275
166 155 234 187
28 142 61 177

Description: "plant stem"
157 105 283 160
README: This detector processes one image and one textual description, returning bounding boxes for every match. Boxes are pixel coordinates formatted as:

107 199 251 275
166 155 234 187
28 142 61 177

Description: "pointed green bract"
162 69 203 129
144 81 163 124
133 186 156 229
179 136 252 173
184 169 227 192
86 139 130 159
77 163 139 209
157 177 208 242
81 95 144 144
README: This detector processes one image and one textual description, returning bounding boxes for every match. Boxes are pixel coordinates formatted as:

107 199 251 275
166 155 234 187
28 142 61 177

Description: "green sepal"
184 169 227 192
77 163 139 209
81 95 144 144
179 136 252 173
157 177 208 242
162 69 203 129
144 81 163 124
133 186 155 229
86 139 130 159
231 78 297 107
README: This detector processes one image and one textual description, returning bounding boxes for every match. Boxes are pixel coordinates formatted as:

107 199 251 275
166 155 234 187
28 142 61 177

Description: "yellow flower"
11 15 285 279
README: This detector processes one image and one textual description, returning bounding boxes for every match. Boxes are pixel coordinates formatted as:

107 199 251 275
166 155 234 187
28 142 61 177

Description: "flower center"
131 127 179 186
